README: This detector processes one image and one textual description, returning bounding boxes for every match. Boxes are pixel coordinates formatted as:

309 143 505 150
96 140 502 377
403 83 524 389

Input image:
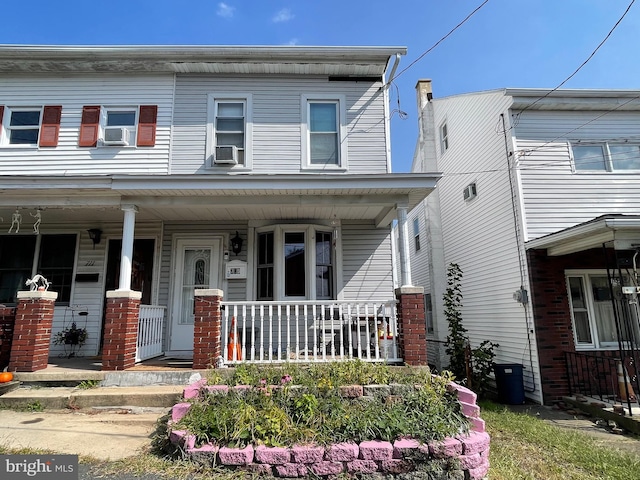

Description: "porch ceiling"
525 215 640 256
0 173 439 226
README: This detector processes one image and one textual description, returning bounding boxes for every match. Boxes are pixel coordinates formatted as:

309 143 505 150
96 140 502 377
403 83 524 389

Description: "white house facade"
0 46 437 370
410 81 640 406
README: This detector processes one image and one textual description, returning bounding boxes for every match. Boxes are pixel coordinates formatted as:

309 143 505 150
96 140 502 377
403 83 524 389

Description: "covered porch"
526 214 640 413
0 173 437 372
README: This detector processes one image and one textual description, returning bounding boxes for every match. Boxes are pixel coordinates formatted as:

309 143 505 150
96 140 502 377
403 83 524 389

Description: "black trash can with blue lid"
494 363 525 404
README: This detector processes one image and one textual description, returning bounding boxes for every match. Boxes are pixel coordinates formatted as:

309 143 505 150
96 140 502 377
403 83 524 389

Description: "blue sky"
2 0 639 172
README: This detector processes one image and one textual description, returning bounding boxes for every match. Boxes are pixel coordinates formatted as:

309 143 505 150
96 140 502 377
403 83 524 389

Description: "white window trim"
206 93 253 170
566 269 629 350
253 222 340 301
301 94 348 171
0 106 43 147
100 106 139 147
413 217 421 252
439 120 449 155
570 141 640 173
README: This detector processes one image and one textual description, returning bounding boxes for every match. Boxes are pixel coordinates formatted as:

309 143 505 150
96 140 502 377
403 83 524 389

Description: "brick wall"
9 292 57 372
101 291 141 371
527 247 625 403
193 289 223 370
395 286 427 366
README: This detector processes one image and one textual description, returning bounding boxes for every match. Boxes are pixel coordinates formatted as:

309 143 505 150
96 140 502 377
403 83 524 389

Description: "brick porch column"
193 289 223 369
102 290 141 371
395 286 427 366
9 290 58 372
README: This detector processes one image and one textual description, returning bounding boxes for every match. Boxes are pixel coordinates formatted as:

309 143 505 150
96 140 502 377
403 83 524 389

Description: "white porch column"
118 204 138 291
396 204 412 287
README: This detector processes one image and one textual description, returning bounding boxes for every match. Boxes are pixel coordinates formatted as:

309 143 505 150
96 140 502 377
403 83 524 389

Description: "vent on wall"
103 127 130 146
463 182 477 201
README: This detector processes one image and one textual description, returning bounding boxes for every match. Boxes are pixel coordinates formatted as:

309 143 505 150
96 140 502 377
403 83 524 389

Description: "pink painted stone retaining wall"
169 381 490 479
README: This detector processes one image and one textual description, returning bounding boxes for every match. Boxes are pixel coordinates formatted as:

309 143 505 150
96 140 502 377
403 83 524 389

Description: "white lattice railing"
219 300 399 364
136 305 166 362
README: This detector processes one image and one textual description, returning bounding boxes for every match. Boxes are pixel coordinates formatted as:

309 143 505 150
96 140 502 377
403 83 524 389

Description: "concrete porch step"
0 385 185 410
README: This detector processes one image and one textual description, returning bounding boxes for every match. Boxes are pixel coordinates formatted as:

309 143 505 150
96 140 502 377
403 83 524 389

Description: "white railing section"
219 300 400 364
136 305 166 362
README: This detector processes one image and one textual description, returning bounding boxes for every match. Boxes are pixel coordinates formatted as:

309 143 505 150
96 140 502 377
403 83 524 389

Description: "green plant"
23 401 44 412
444 263 467 380
53 322 87 347
470 340 499 397
77 380 101 389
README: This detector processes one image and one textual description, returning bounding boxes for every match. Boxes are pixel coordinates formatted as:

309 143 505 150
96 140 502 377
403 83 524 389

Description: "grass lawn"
483 401 640 480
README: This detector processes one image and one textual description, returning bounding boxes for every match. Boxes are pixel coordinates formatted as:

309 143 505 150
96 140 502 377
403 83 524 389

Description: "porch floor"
563 395 640 436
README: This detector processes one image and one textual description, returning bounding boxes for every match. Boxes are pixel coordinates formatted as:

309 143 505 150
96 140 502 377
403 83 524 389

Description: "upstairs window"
413 218 421 252
302 95 347 170
0 106 63 147
206 94 252 169
79 105 157 148
572 142 640 172
439 121 449 154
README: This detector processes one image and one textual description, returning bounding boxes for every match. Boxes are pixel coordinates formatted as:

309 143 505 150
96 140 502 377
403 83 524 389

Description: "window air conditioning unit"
214 145 238 165
103 127 130 146
463 182 477 201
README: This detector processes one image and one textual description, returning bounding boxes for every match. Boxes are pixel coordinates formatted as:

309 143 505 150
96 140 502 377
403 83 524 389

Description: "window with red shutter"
79 106 101 147
137 105 157 147
39 105 62 147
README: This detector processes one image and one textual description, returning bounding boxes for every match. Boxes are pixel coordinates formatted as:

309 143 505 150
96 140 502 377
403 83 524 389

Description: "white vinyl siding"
415 90 541 401
341 222 394 301
0 74 173 175
172 76 388 174
514 110 640 239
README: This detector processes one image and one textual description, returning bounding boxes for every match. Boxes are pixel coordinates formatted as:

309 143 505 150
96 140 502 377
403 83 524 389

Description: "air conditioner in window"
463 183 477 201
103 127 130 146
214 145 238 165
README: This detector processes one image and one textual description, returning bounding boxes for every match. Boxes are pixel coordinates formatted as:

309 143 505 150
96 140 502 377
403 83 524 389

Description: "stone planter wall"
168 381 489 479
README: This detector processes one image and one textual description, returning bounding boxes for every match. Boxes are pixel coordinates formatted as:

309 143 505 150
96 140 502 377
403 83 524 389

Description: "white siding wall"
515 110 640 239
407 202 430 288
0 74 174 175
171 76 388 174
341 222 394 301
420 91 541 400
46 220 162 357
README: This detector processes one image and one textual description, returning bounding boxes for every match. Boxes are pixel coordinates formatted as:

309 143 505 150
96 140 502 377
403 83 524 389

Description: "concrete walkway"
0 408 167 460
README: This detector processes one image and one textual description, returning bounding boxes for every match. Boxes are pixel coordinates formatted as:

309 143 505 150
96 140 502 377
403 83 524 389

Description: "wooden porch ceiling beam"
122 194 410 207
375 207 396 228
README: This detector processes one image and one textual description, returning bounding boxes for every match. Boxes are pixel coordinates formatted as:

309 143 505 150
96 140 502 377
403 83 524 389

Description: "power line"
388 0 490 84
512 0 636 121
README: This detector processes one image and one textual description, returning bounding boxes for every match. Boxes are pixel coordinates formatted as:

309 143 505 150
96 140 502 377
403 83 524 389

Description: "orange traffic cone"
617 361 636 402
227 316 242 361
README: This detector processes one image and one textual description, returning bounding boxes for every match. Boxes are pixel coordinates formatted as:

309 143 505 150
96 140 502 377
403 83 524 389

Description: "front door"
169 238 222 355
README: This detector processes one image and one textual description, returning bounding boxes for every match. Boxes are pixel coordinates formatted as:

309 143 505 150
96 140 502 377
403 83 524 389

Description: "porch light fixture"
231 231 243 256
87 228 102 249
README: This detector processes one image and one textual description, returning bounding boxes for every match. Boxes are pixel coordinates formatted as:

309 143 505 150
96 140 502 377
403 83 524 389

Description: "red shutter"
0 106 4 138
79 106 101 147
39 105 62 147
137 105 157 147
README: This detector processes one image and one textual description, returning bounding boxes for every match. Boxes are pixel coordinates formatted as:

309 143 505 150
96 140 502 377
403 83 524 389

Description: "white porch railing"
220 300 400 364
136 305 165 362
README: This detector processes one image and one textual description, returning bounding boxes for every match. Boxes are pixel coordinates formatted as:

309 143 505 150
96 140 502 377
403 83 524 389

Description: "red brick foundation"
9 291 58 372
193 289 223 369
102 290 142 371
395 286 427 366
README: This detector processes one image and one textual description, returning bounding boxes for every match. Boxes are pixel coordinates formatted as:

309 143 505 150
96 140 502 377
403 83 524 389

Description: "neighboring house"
0 46 437 370
410 80 640 405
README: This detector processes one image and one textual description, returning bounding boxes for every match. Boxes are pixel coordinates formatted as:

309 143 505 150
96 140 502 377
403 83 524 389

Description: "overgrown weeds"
178 360 467 448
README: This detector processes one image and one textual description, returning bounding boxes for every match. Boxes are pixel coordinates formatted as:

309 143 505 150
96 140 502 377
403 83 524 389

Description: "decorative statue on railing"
25 275 51 292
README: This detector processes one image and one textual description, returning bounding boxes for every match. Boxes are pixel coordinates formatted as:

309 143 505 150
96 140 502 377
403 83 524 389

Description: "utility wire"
512 0 636 121
388 0 490 84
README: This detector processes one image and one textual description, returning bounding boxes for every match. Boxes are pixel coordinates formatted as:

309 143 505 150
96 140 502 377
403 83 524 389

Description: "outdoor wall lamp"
230 231 243 256
87 228 102 249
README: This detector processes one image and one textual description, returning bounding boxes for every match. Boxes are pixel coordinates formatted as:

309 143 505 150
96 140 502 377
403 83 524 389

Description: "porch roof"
525 214 640 256
0 173 439 226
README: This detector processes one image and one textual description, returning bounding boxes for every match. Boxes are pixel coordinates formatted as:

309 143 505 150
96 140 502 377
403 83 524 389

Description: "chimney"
415 79 433 110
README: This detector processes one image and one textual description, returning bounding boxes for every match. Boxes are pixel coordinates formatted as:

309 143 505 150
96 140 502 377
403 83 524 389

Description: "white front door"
169 238 222 355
